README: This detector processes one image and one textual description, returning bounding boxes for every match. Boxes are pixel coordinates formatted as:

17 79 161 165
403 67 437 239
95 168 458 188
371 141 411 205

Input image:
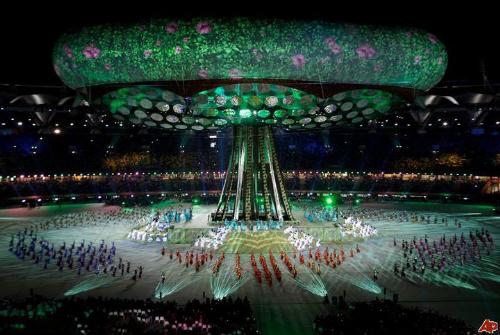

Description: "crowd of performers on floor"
160 246 215 273
249 245 361 286
304 206 339 223
216 219 284 231
391 228 494 277
284 226 320 251
9 227 144 279
32 207 149 231
193 227 230 249
340 216 378 239
337 207 463 227
127 206 193 242
159 244 362 286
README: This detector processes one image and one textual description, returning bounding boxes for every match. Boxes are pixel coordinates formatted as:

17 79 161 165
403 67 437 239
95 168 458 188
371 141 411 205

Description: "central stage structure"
52 17 448 224
213 126 293 222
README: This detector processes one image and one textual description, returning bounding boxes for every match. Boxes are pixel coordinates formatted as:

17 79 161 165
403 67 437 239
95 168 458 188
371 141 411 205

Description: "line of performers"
8 228 126 276
294 245 361 275
161 247 215 272
393 228 494 277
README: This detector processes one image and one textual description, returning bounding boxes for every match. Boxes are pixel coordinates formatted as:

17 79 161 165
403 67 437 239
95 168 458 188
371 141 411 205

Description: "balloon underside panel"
100 85 403 130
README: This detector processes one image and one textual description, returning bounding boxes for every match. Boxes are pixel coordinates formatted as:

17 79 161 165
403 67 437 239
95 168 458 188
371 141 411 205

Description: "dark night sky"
1 1 498 87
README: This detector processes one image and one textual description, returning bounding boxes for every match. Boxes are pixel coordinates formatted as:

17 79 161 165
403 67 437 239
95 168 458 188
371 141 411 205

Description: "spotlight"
53 128 61 134
322 194 337 207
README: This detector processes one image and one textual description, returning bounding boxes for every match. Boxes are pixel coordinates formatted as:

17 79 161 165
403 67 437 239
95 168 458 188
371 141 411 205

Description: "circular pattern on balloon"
357 99 369 108
215 96 226 106
341 102 353 111
195 95 209 105
118 107 130 115
134 110 148 119
173 104 185 114
150 113 164 122
308 107 320 115
162 91 176 102
248 95 262 107
215 119 228 126
376 104 391 113
257 110 270 118
324 104 336 113
290 110 304 117
362 108 375 116
333 92 346 101
144 120 157 127
283 96 294 105
346 111 359 119
265 96 278 107
239 109 252 118
274 110 287 118
140 99 153 109
166 115 179 123
198 118 211 126
156 102 169 112
231 96 242 106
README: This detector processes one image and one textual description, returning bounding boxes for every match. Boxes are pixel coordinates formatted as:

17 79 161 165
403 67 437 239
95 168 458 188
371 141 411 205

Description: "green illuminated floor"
0 201 499 334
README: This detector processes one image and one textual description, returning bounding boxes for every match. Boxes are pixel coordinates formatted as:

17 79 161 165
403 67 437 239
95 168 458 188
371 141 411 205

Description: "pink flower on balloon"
63 45 74 59
414 55 422 64
373 64 382 72
175 46 182 54
437 57 443 65
406 31 414 38
324 37 342 54
330 44 342 54
143 50 153 58
155 39 162 46
428 33 438 44
291 54 307 68
104 63 112 71
82 45 100 59
228 68 242 78
183 37 190 43
198 69 209 78
165 22 179 34
196 21 212 34
356 44 376 59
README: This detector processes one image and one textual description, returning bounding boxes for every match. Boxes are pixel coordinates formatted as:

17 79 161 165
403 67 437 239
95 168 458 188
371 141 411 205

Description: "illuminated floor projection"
0 201 499 334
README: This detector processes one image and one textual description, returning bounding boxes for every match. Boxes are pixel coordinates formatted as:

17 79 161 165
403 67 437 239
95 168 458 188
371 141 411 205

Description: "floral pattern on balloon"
53 18 447 91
